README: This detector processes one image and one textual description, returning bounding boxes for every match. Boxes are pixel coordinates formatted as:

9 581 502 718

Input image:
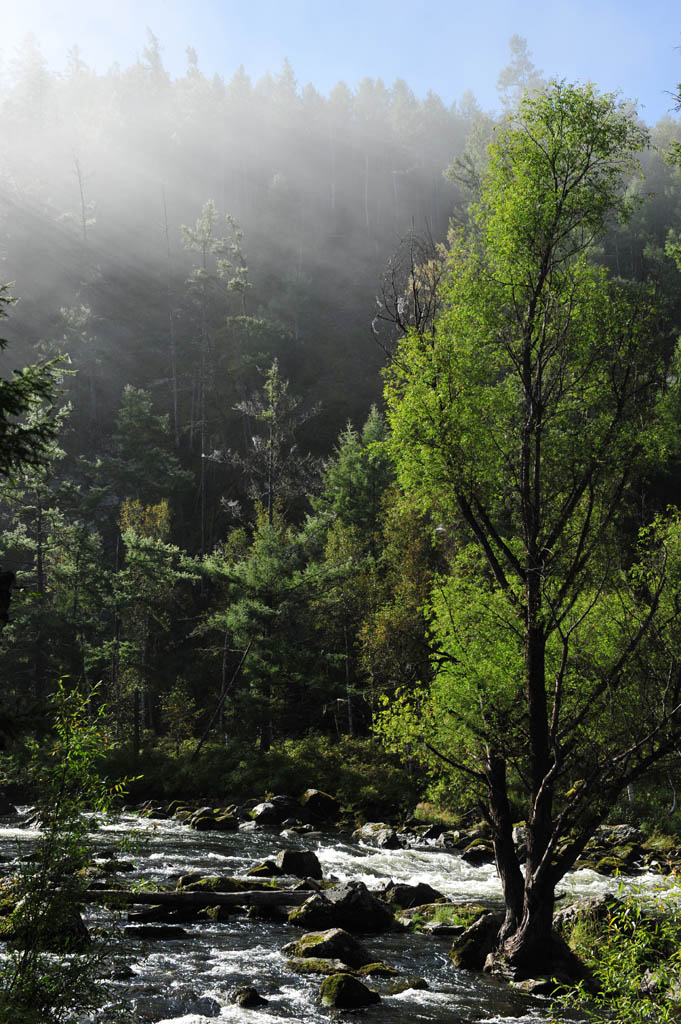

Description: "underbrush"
557 883 681 1024
98 733 424 818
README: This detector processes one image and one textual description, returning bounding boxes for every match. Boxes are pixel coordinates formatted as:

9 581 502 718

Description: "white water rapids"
1 811 658 1023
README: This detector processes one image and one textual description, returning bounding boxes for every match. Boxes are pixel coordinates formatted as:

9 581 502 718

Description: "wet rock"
250 801 282 826
132 988 220 1020
511 976 560 996
94 857 135 873
553 895 617 936
422 920 466 936
287 956 350 975
356 961 400 977
282 927 373 968
383 977 429 994
432 830 459 849
421 823 446 840
190 810 238 832
269 794 302 819
275 848 323 880
246 859 283 877
230 985 269 1008
383 881 444 908
449 911 504 970
239 820 263 832
352 822 402 848
461 839 495 866
300 788 340 822
288 880 394 933
319 973 380 1009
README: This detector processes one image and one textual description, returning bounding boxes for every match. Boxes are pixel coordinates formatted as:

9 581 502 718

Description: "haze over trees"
2 31 681 979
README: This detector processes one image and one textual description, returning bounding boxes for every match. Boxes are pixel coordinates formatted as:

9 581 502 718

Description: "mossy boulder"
246 859 283 878
356 961 400 977
449 911 504 970
282 927 373 968
287 957 350 975
318 973 380 1009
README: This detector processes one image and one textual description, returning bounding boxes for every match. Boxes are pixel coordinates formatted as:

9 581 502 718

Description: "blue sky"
2 0 680 123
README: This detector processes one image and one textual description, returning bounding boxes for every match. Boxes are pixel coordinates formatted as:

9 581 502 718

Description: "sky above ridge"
1 0 679 124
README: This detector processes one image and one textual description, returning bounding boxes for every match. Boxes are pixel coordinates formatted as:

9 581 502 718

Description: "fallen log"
82 888 309 909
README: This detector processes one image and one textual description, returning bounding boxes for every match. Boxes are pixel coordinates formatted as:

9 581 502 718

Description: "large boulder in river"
449 911 504 970
250 794 302 827
319 973 380 1009
250 801 283 826
275 848 323 880
383 881 445 908
352 822 402 849
300 789 340 822
282 927 373 968
288 880 394 933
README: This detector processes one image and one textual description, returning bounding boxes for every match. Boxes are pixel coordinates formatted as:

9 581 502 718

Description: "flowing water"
0 811 638 1023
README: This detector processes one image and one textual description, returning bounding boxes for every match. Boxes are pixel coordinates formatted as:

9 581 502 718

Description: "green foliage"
557 884 681 1024
0 682 127 1023
100 733 421 815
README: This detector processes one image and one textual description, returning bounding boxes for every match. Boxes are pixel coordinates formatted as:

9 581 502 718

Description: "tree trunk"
502 875 556 970
487 754 523 942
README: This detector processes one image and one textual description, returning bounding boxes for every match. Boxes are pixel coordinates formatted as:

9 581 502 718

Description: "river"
0 810 634 1023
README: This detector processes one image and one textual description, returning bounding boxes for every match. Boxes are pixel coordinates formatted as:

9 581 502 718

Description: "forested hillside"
2 35 681 809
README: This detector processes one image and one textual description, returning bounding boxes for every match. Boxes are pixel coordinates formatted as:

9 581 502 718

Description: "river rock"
461 839 495 865
383 881 444 908
250 801 282 826
132 989 220 1020
275 848 323 879
190 810 238 832
383 977 429 994
352 822 402 848
230 985 269 1007
319 973 380 1009
287 956 351 974
269 794 302 820
449 911 504 970
282 927 373 967
246 859 283 877
288 880 394 932
300 788 340 821
553 895 617 936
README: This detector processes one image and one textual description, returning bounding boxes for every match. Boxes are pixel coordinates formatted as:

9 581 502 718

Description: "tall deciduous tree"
382 82 681 971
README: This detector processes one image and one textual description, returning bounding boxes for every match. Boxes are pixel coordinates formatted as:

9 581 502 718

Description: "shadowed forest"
1 33 681 807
